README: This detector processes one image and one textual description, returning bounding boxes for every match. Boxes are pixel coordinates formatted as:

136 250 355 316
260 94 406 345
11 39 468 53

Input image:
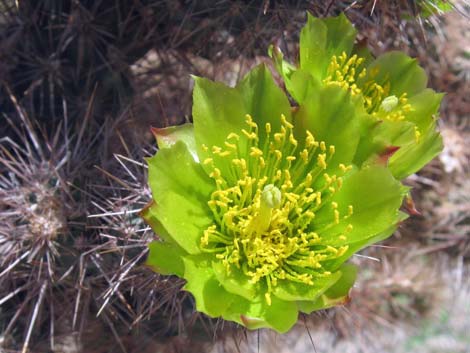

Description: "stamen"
200 115 351 303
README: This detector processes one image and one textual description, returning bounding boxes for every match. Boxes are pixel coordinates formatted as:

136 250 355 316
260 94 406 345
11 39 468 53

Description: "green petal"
236 64 292 135
361 52 427 97
300 13 356 81
353 116 388 166
140 201 171 241
314 165 406 249
147 141 215 254
405 89 443 130
151 123 197 159
288 69 321 104
293 85 361 170
212 261 257 301
389 127 443 179
143 202 188 278
192 76 248 176
182 255 237 317
268 46 321 105
224 294 299 333
297 263 357 313
331 216 407 269
147 240 186 277
273 270 342 302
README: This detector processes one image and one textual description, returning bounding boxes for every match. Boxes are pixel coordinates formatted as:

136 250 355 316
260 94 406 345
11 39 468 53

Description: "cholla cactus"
141 13 442 334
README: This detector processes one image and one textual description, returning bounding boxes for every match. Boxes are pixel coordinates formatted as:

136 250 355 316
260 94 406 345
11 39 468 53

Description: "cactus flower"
142 63 408 332
270 13 443 180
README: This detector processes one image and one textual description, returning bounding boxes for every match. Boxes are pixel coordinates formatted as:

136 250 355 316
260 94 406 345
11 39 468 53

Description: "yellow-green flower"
270 13 443 179
142 64 407 333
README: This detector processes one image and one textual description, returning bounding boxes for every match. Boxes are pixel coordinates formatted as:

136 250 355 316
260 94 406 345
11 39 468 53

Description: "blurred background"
0 1 468 352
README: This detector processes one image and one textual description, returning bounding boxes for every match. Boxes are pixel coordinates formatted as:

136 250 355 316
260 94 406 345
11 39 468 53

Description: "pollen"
323 52 364 96
200 114 352 303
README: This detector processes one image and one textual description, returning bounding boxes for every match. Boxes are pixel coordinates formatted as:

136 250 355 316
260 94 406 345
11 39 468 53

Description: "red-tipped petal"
378 146 400 165
404 195 421 216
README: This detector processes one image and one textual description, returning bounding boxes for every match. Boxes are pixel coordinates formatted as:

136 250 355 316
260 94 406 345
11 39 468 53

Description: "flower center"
200 115 354 304
324 52 413 122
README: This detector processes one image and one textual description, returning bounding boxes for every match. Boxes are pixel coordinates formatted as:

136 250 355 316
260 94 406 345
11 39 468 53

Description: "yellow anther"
212 145 222 154
201 144 209 152
324 173 332 184
348 205 354 216
331 202 338 209
326 246 338 254
414 126 421 143
339 164 352 173
336 177 343 189
265 123 271 134
337 246 348 257
346 224 353 233
209 168 221 179
403 104 412 113
320 141 326 151
305 131 318 148
259 157 266 168
329 145 335 155
305 210 315 219
286 156 296 162
316 192 322 206
203 158 213 165
274 150 282 160
215 200 227 208
274 132 284 142
334 210 340 224
218 150 231 157
250 147 263 158
242 129 258 140
281 114 293 129
289 134 298 147
300 149 309 163
257 176 268 188
317 153 327 169
227 132 240 140
238 158 247 170
225 141 237 149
